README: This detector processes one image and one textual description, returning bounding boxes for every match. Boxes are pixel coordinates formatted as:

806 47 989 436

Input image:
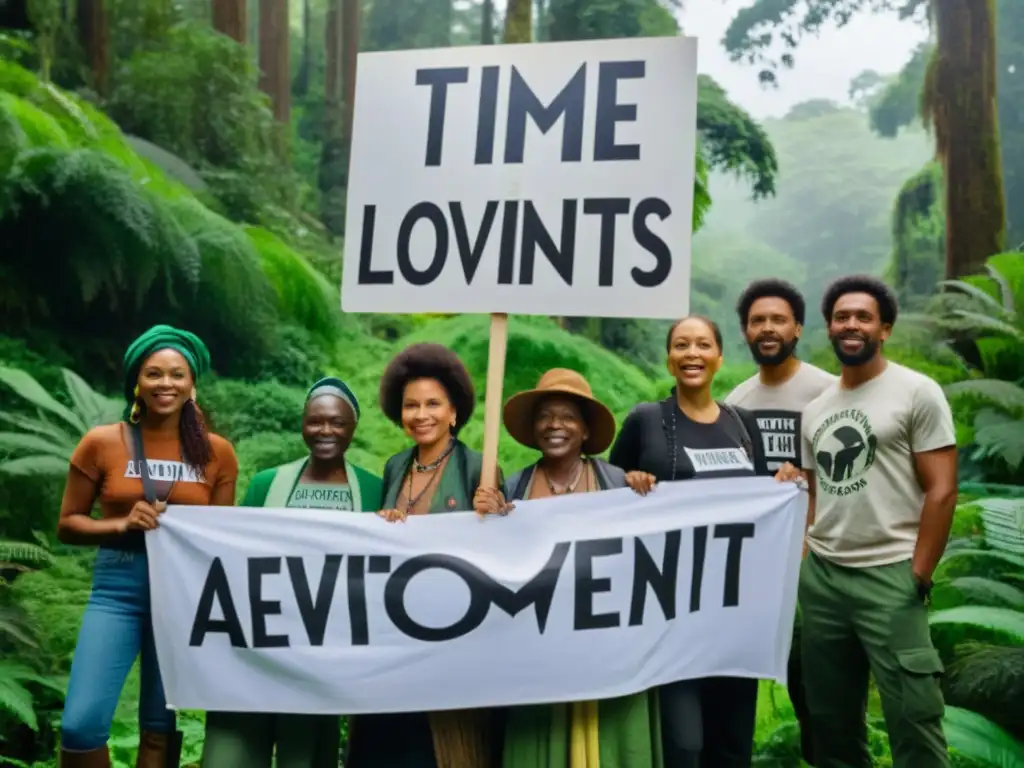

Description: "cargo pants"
799 552 951 768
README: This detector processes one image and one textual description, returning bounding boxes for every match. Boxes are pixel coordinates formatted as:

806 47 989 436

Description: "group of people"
55 273 958 768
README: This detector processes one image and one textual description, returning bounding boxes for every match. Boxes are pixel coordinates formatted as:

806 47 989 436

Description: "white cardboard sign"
342 36 698 319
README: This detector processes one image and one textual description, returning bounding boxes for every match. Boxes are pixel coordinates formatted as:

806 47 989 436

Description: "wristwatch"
916 577 933 602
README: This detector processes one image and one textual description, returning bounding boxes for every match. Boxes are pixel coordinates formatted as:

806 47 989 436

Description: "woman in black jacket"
609 315 771 768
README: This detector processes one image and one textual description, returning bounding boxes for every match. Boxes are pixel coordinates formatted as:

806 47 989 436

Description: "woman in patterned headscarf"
57 325 238 767
200 376 382 768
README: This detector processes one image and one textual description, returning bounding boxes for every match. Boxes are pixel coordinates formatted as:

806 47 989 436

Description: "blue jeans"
60 547 175 751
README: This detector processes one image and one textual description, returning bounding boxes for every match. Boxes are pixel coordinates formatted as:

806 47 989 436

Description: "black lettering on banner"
628 531 681 626
385 544 570 642
357 205 392 285
396 203 449 286
583 198 629 286
417 67 470 166
519 200 577 285
574 538 623 630
715 523 755 607
250 557 289 648
347 555 369 646
287 555 343 646
690 525 708 613
504 65 586 164
594 61 645 161
189 557 248 648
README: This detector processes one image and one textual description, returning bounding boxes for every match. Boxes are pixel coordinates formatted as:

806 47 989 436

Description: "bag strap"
128 422 176 503
719 402 755 463
129 422 157 503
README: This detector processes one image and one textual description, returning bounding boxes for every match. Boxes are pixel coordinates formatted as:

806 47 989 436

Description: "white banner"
341 36 698 319
148 477 805 714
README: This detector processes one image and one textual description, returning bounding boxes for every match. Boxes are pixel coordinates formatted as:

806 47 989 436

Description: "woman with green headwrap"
200 376 382 768
57 324 239 768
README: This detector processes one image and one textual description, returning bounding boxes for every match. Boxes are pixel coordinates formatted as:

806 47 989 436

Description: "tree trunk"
341 0 360 144
76 0 109 96
212 0 246 45
293 0 311 96
258 0 290 124
504 0 532 44
318 0 345 235
480 0 494 44
926 0 1005 278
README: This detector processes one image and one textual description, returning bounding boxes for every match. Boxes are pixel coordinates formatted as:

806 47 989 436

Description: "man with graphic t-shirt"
725 278 835 766
785 275 956 768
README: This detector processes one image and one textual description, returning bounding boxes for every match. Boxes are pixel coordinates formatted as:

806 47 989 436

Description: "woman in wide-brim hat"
474 368 664 768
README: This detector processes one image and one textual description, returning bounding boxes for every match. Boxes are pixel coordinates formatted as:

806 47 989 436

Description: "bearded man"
725 278 835 765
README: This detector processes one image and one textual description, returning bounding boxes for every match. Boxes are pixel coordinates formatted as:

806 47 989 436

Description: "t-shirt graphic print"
684 446 753 475
125 459 202 484
725 362 836 472
810 408 879 496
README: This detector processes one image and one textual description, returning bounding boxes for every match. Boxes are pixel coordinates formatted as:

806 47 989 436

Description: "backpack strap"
129 422 158 503
719 402 755 464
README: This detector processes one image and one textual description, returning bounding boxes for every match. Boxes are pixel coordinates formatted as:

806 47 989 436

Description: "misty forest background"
0 0 1022 766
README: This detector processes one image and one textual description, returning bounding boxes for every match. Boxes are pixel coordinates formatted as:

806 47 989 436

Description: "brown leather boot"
135 729 183 767
58 746 111 767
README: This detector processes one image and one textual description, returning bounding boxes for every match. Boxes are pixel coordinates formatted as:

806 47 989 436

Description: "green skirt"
501 690 663 768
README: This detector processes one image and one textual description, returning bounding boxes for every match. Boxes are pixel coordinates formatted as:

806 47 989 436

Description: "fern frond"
970 410 1024 469
945 379 1024 412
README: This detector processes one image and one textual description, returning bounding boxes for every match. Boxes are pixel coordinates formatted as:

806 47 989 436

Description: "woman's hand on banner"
378 508 408 523
774 462 808 490
473 487 514 518
625 471 657 496
119 500 166 533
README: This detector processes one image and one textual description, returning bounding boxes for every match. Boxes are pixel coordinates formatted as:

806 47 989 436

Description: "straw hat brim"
503 387 616 456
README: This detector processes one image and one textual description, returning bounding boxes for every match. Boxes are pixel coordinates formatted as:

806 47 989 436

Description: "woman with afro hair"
344 342 506 768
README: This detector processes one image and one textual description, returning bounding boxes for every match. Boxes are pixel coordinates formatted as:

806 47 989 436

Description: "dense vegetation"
1 1 1022 766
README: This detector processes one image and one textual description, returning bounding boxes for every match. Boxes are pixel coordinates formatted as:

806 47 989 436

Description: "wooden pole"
479 313 508 488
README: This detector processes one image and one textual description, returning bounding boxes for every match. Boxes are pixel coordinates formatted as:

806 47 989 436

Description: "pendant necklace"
545 458 587 495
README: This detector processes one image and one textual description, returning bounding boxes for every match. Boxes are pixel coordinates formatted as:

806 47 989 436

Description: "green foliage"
106 21 302 225
927 253 1024 479
0 62 339 383
0 365 121 478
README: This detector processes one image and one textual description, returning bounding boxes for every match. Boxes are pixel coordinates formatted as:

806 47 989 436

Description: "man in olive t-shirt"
798 276 957 768
726 278 836 765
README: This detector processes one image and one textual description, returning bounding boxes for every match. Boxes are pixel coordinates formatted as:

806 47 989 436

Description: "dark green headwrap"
122 324 211 417
306 376 360 422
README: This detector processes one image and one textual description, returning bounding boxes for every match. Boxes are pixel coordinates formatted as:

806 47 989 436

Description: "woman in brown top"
56 325 238 768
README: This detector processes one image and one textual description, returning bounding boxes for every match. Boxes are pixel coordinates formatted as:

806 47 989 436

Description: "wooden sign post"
479 312 508 489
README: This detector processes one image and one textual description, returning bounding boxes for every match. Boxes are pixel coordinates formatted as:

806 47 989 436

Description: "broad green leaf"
942 706 1024 768
0 365 86 433
0 411 76 444
0 431 73 460
929 605 1024 640
936 279 1009 314
945 379 1024 411
945 576 1024 609
939 547 1024 571
61 367 121 429
0 455 70 477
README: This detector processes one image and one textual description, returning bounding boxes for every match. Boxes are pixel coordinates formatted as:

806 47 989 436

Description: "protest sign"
341 36 698 319
148 477 805 715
